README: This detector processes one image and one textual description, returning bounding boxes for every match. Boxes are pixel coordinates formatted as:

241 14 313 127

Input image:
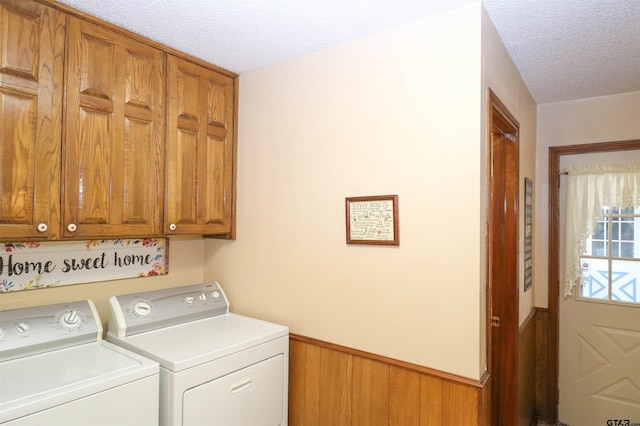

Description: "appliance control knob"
0 327 5 339
16 322 30 334
134 301 152 317
61 310 81 328
211 291 220 299
198 293 207 301
184 295 194 304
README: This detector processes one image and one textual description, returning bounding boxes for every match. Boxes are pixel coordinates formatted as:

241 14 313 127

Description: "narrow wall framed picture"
345 195 399 246
524 178 533 291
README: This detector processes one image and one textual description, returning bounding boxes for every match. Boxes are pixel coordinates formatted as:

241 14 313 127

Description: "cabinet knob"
37 223 48 232
67 223 77 232
169 223 177 231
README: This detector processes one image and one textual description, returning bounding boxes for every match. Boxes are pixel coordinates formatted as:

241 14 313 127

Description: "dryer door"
182 354 285 426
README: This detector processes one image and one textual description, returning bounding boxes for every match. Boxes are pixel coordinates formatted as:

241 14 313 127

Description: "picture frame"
524 178 533 291
345 195 399 246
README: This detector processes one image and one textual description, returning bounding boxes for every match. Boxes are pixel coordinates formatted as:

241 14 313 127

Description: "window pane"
592 241 605 256
611 259 640 303
580 206 640 305
621 242 635 258
593 222 605 239
621 223 634 240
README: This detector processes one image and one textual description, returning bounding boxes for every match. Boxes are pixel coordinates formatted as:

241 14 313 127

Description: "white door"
559 153 640 426
559 296 640 425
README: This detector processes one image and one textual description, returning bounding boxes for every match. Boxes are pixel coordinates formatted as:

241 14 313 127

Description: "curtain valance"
564 162 640 296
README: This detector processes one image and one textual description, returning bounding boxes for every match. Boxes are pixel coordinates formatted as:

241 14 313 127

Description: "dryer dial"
133 301 152 317
60 310 81 329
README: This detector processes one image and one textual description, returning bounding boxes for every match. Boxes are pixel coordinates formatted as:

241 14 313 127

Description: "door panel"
166 55 234 236
559 298 640 424
558 151 640 425
64 17 164 238
182 355 284 426
488 90 519 426
0 0 64 240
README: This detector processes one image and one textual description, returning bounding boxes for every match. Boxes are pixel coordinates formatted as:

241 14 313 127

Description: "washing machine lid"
107 313 288 372
0 340 158 424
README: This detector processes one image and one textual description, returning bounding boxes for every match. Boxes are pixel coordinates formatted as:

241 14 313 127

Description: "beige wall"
203 2 531 381
534 91 640 308
480 1 538 342
1 237 205 331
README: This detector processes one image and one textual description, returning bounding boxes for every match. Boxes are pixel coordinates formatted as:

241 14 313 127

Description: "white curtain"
564 162 640 297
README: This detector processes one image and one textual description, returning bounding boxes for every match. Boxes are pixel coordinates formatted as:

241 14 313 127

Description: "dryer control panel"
108 281 230 337
0 300 102 362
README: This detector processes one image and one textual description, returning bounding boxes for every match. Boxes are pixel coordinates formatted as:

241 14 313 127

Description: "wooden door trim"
487 89 520 426
547 139 640 422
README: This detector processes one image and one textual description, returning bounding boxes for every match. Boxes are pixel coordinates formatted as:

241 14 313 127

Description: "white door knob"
169 223 177 231
67 223 77 232
37 223 48 232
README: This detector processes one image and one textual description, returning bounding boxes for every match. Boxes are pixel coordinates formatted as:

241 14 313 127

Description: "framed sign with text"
0 238 168 292
345 195 399 246
524 178 533 291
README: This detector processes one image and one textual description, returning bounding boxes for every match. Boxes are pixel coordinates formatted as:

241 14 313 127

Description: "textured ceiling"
56 0 640 104
483 0 640 104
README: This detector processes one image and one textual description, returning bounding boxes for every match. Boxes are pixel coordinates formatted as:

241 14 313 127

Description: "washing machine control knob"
212 291 220 299
198 293 207 301
60 310 81 328
184 296 194 304
16 322 30 334
134 301 152 317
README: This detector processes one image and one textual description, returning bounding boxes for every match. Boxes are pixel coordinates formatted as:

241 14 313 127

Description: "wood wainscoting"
534 308 550 423
518 308 537 426
289 334 490 425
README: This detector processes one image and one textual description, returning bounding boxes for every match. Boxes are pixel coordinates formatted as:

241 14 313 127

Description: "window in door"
580 206 640 304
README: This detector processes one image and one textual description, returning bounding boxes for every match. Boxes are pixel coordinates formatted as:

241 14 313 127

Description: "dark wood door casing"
546 139 640 423
487 89 519 426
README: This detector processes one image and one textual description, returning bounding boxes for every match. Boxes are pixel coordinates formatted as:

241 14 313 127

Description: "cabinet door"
0 0 65 241
64 17 164 239
166 56 235 237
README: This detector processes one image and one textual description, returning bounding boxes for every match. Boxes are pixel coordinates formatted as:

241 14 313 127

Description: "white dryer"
106 281 289 426
0 300 159 426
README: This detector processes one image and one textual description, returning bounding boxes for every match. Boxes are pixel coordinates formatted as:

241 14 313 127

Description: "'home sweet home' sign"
0 239 167 292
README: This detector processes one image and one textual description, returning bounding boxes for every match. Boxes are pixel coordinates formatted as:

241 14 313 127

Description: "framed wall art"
1 238 168 292
524 178 533 291
345 195 399 246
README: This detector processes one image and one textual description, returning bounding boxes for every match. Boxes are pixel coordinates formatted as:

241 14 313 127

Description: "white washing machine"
0 300 159 426
106 281 289 426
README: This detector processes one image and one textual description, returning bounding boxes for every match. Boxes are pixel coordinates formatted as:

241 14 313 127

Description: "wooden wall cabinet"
165 55 236 237
1 0 237 242
63 17 165 239
0 0 65 240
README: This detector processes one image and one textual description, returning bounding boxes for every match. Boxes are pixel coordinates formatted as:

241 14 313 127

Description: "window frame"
579 206 640 306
